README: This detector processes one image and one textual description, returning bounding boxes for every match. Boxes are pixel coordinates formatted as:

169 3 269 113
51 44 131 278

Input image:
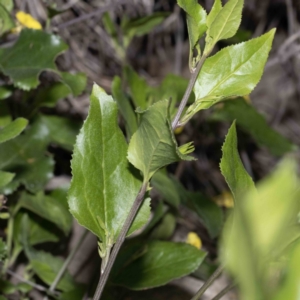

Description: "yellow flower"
174 126 184 135
214 191 234 208
186 232 202 249
15 11 42 30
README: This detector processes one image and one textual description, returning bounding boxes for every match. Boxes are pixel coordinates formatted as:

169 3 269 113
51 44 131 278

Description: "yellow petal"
174 126 184 135
16 11 42 30
214 191 234 208
186 232 202 249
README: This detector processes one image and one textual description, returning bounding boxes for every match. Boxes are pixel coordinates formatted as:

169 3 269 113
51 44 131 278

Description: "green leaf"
27 249 76 292
18 191 72 235
0 86 12 100
102 13 125 60
39 115 81 151
0 238 7 261
0 101 11 126
0 118 28 144
0 170 14 188
128 100 194 182
177 0 207 70
0 4 14 35
112 241 206 289
112 76 137 139
0 29 68 90
0 279 31 295
142 201 166 235
0 0 13 12
148 73 194 105
0 119 54 194
222 160 299 300
59 72 87 97
149 213 176 240
211 99 296 156
272 241 300 300
205 0 243 53
187 192 223 238
122 12 167 47
34 72 86 108
59 286 86 300
68 84 150 257
206 0 222 29
220 121 256 204
124 66 148 110
182 29 275 125
12 212 60 262
151 170 181 208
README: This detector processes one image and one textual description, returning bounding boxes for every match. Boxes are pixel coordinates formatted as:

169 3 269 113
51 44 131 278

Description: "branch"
43 230 89 300
191 265 224 300
92 183 148 300
211 283 236 300
171 54 207 130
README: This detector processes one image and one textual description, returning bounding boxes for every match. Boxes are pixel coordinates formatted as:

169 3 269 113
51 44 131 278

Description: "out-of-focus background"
5 0 300 299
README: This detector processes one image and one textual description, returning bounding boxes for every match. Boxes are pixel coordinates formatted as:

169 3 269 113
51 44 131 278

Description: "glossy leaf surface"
205 0 243 52
128 100 194 182
211 99 296 156
182 29 275 124
68 85 150 253
220 122 256 203
206 0 222 29
112 241 206 289
0 118 28 144
177 0 207 69
197 30 275 100
0 29 67 90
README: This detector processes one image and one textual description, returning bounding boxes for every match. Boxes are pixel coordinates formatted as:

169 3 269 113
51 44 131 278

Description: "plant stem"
211 283 235 300
92 183 148 300
43 230 89 300
191 265 224 300
3 215 14 272
171 54 207 130
6 268 51 294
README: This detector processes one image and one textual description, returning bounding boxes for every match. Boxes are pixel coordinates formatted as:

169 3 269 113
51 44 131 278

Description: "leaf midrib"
204 35 271 97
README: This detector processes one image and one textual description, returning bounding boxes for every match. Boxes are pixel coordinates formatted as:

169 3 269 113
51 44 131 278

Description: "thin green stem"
92 183 148 300
43 230 89 300
3 215 14 272
6 268 50 293
191 265 224 300
211 283 235 300
171 54 208 130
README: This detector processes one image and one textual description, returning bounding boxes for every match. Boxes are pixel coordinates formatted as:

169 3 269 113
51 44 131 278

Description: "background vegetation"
0 0 299 299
